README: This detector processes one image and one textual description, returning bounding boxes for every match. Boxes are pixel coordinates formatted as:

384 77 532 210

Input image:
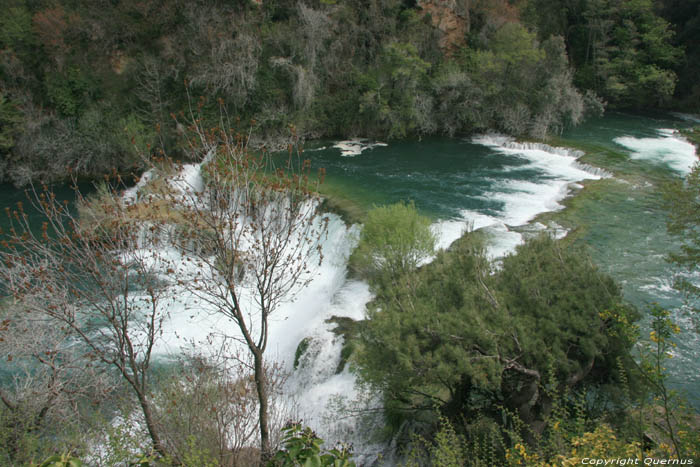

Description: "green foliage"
468 22 586 137
349 201 435 284
172 437 218 467
399 368 700 466
116 113 156 162
0 93 23 154
635 305 700 459
44 68 93 118
36 453 83 467
0 406 41 465
357 233 638 434
658 0 700 108
665 163 700 320
495 236 638 380
326 316 363 374
5 0 693 184
294 337 312 370
91 416 153 467
357 233 496 427
269 422 355 467
405 417 466 467
0 1 34 51
526 0 683 108
378 42 432 138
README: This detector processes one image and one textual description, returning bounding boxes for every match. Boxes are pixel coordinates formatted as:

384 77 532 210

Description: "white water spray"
427 134 610 257
333 140 388 157
614 128 698 174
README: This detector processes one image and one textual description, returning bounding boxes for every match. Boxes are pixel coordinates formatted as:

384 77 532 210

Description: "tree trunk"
136 390 169 460
253 349 271 462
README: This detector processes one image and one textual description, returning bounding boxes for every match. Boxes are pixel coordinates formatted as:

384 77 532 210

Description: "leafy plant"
349 201 435 285
269 422 355 467
35 453 82 467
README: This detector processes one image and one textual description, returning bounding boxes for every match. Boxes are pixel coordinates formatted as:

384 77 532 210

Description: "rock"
418 0 470 54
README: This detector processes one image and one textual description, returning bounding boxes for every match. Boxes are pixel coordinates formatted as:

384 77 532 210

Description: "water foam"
126 164 380 454
670 112 700 124
614 128 698 174
428 134 608 257
333 140 388 157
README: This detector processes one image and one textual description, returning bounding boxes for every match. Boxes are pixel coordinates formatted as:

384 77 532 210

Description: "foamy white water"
121 160 384 457
425 135 608 258
333 140 388 157
114 135 616 460
670 112 700 124
614 128 698 174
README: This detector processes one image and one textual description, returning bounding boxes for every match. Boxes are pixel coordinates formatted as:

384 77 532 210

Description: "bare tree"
161 109 329 460
135 55 171 129
0 183 178 459
0 300 114 462
185 5 261 107
297 3 331 71
156 341 296 466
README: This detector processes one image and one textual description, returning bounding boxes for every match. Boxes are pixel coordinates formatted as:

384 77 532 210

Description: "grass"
317 180 367 225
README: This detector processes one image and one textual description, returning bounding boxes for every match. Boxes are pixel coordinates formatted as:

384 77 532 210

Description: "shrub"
349 201 435 284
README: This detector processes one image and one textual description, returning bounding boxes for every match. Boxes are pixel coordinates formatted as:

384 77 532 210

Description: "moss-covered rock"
326 316 364 374
293 337 311 371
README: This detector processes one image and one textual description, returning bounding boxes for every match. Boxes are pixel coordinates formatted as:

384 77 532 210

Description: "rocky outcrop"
418 0 470 54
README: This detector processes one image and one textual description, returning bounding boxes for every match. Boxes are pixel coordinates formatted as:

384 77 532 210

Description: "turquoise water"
303 112 700 405
559 113 699 402
0 182 93 235
1 112 698 412
307 138 563 219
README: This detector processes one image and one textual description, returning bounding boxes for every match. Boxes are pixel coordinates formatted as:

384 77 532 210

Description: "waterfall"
420 133 613 258
614 128 698 174
119 159 389 459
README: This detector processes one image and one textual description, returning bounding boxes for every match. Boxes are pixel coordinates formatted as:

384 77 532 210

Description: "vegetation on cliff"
1 0 693 185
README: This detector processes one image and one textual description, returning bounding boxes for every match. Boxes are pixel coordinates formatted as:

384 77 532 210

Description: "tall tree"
358 233 638 437
154 111 329 460
0 183 177 459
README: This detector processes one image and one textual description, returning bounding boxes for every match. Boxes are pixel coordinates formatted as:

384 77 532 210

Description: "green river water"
305 111 700 405
1 111 698 410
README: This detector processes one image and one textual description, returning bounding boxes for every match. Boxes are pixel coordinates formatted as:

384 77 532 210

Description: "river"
302 111 699 417
0 111 697 461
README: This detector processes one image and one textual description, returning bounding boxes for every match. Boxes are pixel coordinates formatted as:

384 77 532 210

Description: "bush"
268 422 355 467
349 201 435 284
357 233 639 440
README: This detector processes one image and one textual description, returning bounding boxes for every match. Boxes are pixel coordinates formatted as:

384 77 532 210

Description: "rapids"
0 111 698 461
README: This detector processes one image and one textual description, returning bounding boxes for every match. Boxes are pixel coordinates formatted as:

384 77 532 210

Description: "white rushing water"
333 140 388 157
116 134 618 461
614 128 698 174
426 135 610 258
119 159 386 461
669 112 700 124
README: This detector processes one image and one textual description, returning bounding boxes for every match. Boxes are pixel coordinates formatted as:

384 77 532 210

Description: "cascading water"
3 112 697 462
119 158 388 460
614 128 697 174
117 131 619 461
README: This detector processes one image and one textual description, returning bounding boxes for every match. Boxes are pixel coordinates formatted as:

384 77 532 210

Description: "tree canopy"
357 233 638 435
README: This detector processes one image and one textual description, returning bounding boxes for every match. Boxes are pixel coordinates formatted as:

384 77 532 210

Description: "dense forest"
1 0 698 185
